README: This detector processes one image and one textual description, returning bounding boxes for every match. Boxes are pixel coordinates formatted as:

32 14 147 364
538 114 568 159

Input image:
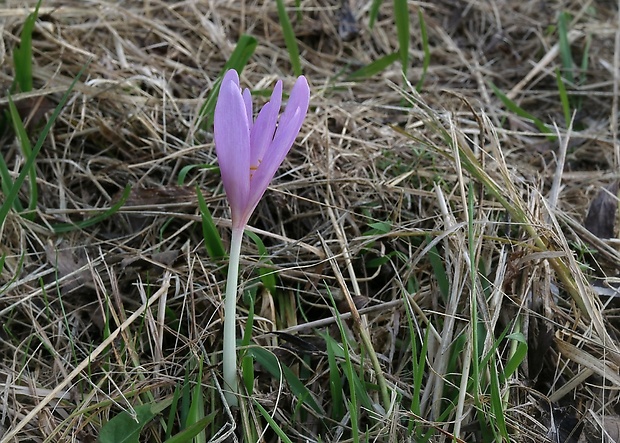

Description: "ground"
0 0 619 442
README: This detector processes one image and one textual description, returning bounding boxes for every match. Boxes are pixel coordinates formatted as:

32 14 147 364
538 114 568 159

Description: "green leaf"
12 0 41 93
241 292 256 395
366 255 391 268
249 346 324 414
294 0 302 21
242 353 255 397
198 35 257 131
415 10 430 92
241 292 255 349
490 82 555 139
364 221 392 235
555 68 571 127
245 230 277 293
0 141 23 213
326 336 344 420
177 163 218 186
427 237 449 301
368 0 383 29
489 363 509 439
347 52 400 80
503 333 527 379
558 12 574 83
276 0 302 76
99 404 159 443
0 61 89 228
164 385 183 441
411 317 430 433
253 400 294 443
52 185 131 233
196 187 226 261
164 414 216 443
223 35 258 73
179 365 192 431
7 93 37 220
185 359 205 443
325 292 362 442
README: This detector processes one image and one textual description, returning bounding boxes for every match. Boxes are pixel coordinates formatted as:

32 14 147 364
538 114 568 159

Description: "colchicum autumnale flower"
214 69 310 407
215 69 310 230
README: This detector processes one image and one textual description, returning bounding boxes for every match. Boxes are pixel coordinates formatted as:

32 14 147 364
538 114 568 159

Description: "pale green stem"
223 226 243 407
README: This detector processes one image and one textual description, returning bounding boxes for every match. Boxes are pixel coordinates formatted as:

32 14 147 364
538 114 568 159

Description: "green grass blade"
323 330 373 413
466 182 487 437
349 398 360 443
99 405 155 443
489 363 509 439
164 414 216 443
165 385 183 440
576 33 591 110
490 82 555 138
427 238 449 301
326 293 360 440
99 399 173 443
276 0 302 76
196 186 226 261
52 185 131 233
223 35 259 73
364 221 392 235
241 346 255 397
241 292 255 349
555 68 571 127
12 0 41 93
241 292 255 396
579 33 591 86
0 61 88 229
7 94 37 220
406 299 427 413
294 0 302 21
249 346 324 414
558 11 574 84
413 326 430 438
394 0 410 75
253 400 294 443
347 52 400 80
198 35 258 131
186 359 205 443
415 10 430 92
177 164 218 186
179 365 192 431
369 0 383 29
326 270 390 412
245 230 277 293
503 332 527 379
0 152 23 213
326 336 345 420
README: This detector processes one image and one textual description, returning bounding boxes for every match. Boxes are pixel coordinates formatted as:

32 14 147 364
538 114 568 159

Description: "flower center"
249 160 261 179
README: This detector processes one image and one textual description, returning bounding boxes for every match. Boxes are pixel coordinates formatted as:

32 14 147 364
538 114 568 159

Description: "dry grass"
0 0 619 442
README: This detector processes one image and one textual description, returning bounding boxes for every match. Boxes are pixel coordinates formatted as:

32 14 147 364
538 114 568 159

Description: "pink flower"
214 69 310 230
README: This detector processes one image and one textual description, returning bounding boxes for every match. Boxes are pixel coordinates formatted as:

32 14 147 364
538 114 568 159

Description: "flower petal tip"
222 69 240 86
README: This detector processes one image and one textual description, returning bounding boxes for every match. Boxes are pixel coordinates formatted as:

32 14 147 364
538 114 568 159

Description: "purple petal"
245 76 309 217
249 80 282 171
214 70 251 226
242 88 253 129
274 76 310 140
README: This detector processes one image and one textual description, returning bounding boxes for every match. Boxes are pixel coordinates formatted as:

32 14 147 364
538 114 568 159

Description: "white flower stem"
223 226 243 407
